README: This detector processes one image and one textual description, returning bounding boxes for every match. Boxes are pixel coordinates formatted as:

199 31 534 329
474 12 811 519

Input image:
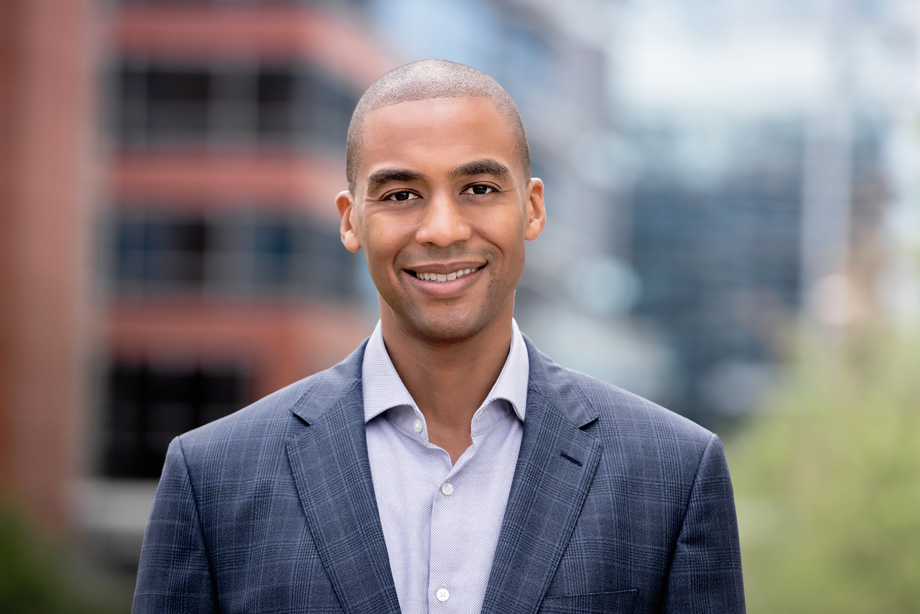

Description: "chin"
413 320 485 345
395 308 491 345
382 293 514 347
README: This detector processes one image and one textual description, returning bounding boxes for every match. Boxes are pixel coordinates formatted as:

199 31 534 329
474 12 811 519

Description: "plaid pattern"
134 338 745 613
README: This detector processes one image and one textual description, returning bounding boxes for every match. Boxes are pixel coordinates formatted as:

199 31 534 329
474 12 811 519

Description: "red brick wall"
0 0 96 533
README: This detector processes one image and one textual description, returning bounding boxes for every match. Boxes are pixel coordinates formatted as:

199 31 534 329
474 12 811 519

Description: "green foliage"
0 504 129 614
730 327 920 613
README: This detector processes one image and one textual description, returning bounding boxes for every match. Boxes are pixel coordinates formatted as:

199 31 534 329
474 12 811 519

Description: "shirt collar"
362 319 529 424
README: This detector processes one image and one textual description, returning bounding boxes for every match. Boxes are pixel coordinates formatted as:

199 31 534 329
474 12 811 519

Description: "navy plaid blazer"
134 338 745 613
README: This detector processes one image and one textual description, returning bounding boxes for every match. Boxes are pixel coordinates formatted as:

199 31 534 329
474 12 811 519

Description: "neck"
380 316 513 463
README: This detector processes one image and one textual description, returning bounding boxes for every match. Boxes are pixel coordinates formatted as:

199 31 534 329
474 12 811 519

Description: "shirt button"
440 482 454 496
436 587 450 602
413 419 423 433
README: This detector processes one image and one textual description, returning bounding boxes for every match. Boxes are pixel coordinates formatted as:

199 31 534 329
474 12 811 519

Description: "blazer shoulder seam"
674 432 719 530
173 436 219 592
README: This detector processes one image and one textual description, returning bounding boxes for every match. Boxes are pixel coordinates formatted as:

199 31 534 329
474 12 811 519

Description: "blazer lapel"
481 340 602 614
285 347 401 614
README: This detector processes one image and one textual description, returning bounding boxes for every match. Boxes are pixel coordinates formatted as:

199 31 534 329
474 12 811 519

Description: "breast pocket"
538 589 638 613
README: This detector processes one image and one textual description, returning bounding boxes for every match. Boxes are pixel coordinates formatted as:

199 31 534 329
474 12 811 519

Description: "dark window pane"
252 222 292 286
257 67 297 139
101 361 250 478
144 68 211 140
112 212 208 291
146 68 211 104
257 68 295 106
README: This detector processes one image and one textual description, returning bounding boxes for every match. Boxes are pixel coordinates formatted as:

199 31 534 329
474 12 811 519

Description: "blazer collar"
480 336 603 613
288 339 368 426
286 340 401 614
285 336 602 614
522 334 600 428
287 335 596 428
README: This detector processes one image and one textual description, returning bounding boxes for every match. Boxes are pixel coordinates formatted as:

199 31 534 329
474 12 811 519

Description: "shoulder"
524 337 732 507
524 336 716 452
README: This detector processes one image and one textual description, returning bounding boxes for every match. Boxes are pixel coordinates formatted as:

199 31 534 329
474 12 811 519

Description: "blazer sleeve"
662 434 746 613
133 437 217 614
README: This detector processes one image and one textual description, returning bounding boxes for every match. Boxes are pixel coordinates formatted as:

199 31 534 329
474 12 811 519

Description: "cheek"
360 234 400 280
484 217 528 257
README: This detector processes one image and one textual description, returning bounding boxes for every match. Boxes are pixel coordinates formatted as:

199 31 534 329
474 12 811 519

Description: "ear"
524 178 546 241
336 190 362 252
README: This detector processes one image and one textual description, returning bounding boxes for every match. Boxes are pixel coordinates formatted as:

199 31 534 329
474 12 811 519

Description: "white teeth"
416 268 477 282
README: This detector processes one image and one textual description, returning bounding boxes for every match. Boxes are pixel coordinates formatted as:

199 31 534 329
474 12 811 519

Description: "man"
134 60 745 613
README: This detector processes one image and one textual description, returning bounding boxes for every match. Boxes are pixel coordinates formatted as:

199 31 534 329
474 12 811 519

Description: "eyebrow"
364 158 512 195
366 169 425 195
449 159 512 182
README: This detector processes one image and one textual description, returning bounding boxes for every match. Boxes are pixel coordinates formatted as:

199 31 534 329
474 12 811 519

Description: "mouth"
407 266 483 283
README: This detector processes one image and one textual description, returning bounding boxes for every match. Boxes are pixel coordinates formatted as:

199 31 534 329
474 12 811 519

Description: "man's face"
337 96 545 346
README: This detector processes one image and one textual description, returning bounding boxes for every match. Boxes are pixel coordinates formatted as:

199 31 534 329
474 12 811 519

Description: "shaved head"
346 59 531 194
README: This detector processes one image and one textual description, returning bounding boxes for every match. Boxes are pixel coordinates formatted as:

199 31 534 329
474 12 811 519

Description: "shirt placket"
427 446 475 612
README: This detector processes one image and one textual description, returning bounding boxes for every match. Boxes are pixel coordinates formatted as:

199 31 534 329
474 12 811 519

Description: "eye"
462 184 497 196
383 190 419 202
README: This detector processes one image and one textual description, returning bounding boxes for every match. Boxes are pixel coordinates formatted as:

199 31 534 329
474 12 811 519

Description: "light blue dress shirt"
363 319 529 614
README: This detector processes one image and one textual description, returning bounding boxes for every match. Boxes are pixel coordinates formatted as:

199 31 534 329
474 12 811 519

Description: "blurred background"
1 0 918 611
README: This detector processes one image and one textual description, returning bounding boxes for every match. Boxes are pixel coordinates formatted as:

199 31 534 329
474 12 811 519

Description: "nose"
414 191 472 247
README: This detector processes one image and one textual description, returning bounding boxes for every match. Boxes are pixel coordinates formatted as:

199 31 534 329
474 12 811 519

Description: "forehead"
356 97 521 184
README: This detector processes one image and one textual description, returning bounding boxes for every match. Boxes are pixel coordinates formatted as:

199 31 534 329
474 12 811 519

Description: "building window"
113 208 209 293
102 361 250 478
109 207 360 301
112 59 360 151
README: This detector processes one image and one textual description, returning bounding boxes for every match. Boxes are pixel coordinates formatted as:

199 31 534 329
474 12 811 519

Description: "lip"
402 262 485 298
406 261 485 275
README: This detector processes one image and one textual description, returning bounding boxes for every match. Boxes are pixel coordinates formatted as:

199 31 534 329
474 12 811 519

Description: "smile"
411 267 481 283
